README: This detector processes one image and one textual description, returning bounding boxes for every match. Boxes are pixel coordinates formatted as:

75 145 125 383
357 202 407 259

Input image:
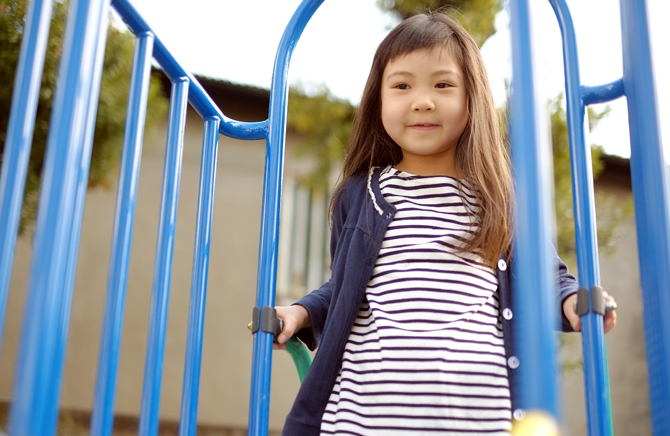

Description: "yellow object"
512 411 561 436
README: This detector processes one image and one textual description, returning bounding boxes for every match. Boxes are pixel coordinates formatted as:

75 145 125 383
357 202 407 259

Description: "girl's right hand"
274 305 310 350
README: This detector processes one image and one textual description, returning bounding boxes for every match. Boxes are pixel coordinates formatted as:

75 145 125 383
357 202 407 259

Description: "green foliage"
377 0 503 46
287 85 355 189
0 0 169 233
550 95 633 266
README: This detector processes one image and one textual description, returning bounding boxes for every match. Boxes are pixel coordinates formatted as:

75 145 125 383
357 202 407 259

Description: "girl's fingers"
275 306 303 345
604 310 617 334
563 294 581 332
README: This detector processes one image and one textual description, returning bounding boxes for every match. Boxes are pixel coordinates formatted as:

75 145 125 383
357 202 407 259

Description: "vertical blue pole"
0 0 53 359
620 1 670 434
547 1 613 435
178 117 220 436
139 77 189 436
508 0 560 418
90 31 155 436
43 0 111 434
7 0 111 434
247 1 324 434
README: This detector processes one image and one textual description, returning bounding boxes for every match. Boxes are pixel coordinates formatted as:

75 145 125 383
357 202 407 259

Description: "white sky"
123 0 668 160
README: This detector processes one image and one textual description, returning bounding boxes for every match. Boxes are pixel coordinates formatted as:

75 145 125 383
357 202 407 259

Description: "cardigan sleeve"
555 252 579 332
293 182 350 350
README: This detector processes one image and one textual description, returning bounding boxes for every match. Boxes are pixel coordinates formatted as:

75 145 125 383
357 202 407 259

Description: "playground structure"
0 0 666 435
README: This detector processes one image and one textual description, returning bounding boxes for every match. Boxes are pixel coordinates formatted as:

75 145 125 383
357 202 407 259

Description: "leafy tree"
287 85 355 190
377 0 503 46
0 0 169 233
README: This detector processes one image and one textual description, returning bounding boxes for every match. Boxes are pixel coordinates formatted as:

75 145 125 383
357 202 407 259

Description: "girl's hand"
273 305 310 350
562 292 617 334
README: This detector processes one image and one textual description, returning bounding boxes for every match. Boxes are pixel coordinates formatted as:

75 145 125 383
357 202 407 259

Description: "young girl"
276 12 616 436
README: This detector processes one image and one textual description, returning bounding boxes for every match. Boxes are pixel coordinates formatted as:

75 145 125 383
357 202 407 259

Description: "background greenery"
0 0 168 234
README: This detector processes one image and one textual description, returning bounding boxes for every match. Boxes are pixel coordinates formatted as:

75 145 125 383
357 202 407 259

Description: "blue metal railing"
0 0 666 435
547 0 613 434
619 1 670 434
90 29 155 436
508 0 561 418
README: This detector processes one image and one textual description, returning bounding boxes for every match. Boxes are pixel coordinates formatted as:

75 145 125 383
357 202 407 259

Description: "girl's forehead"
385 46 462 71
387 45 461 67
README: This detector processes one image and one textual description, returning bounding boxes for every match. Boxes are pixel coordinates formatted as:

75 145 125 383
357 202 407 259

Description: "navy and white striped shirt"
320 167 512 435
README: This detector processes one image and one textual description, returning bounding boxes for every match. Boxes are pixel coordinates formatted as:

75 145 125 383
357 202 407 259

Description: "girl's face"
381 47 468 177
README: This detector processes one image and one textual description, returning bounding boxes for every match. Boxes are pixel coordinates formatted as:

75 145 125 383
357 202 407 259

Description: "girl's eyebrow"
432 69 461 78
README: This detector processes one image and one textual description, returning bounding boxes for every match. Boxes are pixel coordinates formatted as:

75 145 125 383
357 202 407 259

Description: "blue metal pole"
110 0 267 141
8 0 111 434
91 31 155 436
548 1 613 434
0 0 53 360
43 1 112 434
619 1 670 434
139 77 189 436
247 0 324 434
178 117 220 436
508 0 560 419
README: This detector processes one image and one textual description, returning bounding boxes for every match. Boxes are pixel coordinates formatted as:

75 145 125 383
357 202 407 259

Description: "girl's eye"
436 83 450 89
395 84 410 90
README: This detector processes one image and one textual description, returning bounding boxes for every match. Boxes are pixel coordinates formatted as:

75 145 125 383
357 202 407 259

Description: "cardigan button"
513 409 526 421
385 211 392 219
502 308 513 320
507 356 519 369
497 259 507 271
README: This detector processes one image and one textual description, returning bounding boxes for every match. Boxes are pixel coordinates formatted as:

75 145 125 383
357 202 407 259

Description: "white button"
385 212 392 219
513 409 526 421
503 308 513 320
507 356 519 369
497 259 507 271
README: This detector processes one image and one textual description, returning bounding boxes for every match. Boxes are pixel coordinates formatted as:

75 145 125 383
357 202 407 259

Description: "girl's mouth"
410 123 439 130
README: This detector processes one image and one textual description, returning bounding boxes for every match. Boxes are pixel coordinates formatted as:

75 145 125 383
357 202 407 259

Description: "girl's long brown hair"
333 12 514 266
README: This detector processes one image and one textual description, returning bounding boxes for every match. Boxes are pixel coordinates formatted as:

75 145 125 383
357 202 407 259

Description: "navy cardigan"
282 167 578 436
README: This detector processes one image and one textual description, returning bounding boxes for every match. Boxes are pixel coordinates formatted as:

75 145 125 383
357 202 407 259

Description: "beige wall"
0 104 653 434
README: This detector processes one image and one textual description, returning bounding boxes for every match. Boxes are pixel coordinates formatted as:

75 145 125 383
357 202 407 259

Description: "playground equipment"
0 0 666 435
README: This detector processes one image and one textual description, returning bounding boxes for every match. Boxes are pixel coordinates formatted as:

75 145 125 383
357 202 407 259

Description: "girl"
276 12 616 436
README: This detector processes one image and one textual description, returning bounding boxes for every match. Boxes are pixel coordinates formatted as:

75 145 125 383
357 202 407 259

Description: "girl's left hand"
563 291 617 334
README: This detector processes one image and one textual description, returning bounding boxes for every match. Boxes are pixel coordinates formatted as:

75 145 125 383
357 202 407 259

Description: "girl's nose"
411 93 435 111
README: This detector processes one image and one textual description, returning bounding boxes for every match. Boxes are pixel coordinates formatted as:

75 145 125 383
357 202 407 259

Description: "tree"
377 0 503 46
287 85 355 190
0 0 169 233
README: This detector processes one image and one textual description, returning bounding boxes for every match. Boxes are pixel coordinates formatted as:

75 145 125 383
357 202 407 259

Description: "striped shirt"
320 167 512 435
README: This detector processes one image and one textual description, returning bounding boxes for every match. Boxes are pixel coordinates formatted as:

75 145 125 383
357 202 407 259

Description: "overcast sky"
120 0 668 160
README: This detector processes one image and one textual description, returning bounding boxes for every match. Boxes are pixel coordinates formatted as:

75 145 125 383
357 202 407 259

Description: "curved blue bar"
620 1 670 434
247 0 325 434
548 1 613 434
110 0 267 141
178 117 220 436
139 78 189 436
581 78 624 106
8 0 111 434
91 31 155 436
0 0 54 362
508 0 560 418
